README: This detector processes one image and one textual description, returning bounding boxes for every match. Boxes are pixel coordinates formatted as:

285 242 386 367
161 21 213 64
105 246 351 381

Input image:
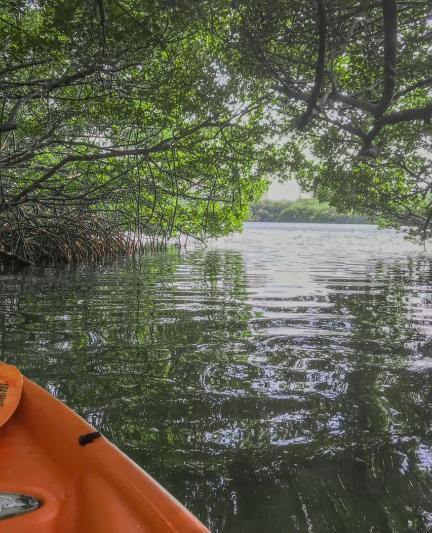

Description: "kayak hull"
0 370 208 532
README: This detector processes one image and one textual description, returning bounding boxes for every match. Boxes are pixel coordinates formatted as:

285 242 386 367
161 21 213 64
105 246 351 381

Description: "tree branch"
377 102 432 125
0 66 97 134
376 0 398 117
360 0 398 155
395 76 432 99
297 0 327 130
2 117 240 209
0 248 34 266
330 92 377 114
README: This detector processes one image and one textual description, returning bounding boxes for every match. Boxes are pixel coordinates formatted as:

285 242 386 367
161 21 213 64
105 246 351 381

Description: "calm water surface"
2 223 432 532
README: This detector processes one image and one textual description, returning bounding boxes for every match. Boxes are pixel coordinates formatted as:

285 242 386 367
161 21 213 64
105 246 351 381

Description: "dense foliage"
250 199 368 224
0 1 282 264
1 1 432 263
230 0 432 239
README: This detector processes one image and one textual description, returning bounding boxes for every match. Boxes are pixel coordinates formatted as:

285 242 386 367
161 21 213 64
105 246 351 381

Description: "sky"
264 179 307 201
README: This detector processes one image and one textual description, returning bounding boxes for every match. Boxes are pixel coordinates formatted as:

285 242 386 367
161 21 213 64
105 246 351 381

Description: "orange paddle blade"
0 363 23 428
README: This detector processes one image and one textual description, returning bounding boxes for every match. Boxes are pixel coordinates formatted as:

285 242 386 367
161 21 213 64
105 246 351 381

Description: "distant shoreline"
246 220 372 225
249 199 368 225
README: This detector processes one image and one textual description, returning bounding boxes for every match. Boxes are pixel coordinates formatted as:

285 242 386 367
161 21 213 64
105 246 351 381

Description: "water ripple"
1 223 432 532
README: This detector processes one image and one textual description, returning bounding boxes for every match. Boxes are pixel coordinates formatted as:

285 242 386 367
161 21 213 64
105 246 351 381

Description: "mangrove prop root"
0 206 166 266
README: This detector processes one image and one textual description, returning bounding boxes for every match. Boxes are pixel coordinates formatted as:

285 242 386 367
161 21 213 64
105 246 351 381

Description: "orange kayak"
0 363 209 532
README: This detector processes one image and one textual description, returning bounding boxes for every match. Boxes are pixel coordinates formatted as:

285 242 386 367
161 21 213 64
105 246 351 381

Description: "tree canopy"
231 0 432 238
1 1 432 263
0 0 281 263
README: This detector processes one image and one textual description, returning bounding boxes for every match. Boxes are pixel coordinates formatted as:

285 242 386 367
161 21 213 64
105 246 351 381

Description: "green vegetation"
1 1 432 264
0 1 279 264
229 0 432 240
250 199 368 224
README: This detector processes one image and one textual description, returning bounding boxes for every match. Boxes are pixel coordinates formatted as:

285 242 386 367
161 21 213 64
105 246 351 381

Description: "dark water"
2 223 432 532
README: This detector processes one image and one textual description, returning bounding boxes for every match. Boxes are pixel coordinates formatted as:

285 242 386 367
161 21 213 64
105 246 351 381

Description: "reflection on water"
1 222 432 532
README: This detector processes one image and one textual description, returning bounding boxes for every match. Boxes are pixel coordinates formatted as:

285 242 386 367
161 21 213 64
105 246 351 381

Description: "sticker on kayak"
0 364 23 428
0 382 8 406
0 493 41 520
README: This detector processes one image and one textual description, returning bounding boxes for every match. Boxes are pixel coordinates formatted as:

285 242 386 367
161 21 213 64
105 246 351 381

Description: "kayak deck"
0 367 208 532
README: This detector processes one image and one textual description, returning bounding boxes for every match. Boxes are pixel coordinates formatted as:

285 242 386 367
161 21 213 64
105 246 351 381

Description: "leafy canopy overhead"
0 0 282 263
229 0 432 238
1 0 432 263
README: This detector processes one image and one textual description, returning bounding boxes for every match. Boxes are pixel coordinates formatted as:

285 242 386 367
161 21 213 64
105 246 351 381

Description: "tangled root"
0 206 146 266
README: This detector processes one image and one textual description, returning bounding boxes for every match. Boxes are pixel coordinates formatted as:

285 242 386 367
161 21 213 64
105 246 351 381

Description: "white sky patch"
264 179 312 201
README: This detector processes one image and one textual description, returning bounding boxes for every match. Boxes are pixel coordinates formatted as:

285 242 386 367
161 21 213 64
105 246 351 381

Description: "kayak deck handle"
79 431 101 446
0 493 41 520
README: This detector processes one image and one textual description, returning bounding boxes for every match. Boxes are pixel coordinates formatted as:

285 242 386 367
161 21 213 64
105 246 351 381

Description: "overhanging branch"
297 0 327 130
376 0 398 117
360 0 398 155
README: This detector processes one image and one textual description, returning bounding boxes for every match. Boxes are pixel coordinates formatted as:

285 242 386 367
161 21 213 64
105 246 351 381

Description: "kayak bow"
0 363 209 532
